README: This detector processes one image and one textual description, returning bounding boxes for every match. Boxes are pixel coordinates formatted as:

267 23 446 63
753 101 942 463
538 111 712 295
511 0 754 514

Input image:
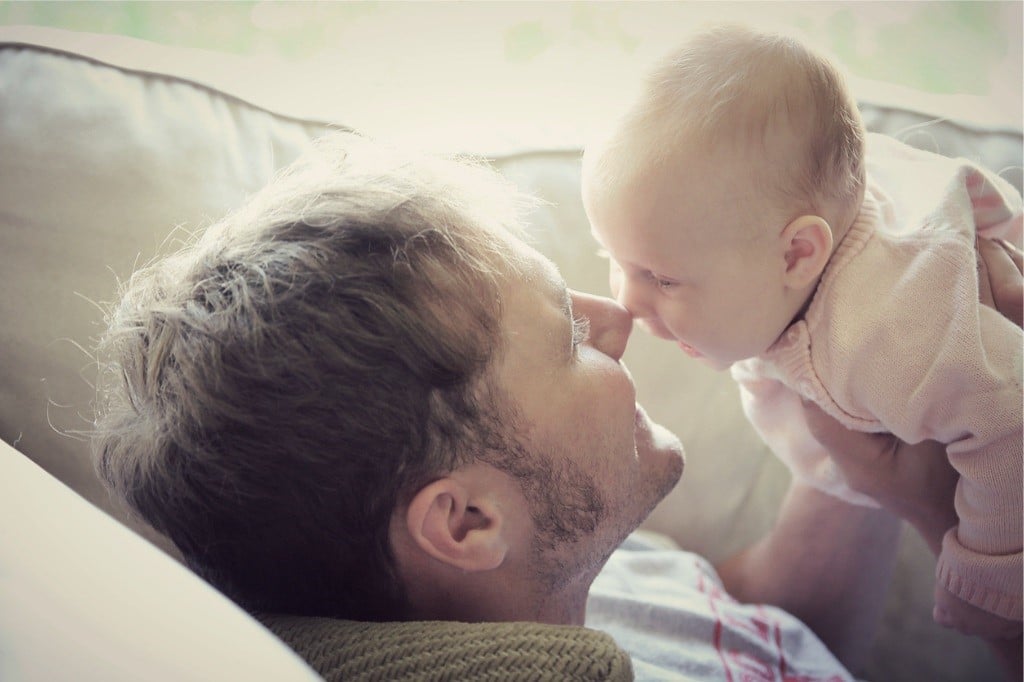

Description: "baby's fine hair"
593 24 866 227
92 132 530 621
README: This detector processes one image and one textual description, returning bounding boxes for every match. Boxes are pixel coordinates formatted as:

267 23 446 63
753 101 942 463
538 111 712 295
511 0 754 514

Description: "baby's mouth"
635 319 702 357
677 341 702 358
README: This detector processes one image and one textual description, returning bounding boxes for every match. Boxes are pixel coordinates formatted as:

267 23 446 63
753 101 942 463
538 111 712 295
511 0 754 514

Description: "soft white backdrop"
2 1 1021 152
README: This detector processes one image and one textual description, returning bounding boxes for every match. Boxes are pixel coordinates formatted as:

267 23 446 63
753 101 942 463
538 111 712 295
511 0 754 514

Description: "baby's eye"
647 272 678 290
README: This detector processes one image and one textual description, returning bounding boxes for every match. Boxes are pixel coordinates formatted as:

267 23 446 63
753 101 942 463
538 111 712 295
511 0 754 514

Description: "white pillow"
0 439 320 681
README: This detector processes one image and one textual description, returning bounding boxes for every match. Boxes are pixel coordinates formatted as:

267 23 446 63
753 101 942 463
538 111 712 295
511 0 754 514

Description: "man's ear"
780 215 833 289
403 477 508 573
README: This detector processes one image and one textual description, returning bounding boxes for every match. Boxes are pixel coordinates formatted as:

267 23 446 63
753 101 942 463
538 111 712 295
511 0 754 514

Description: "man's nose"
571 290 632 361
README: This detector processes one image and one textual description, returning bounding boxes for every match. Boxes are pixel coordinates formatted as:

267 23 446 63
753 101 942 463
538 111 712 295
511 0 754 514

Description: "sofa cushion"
0 39 333 546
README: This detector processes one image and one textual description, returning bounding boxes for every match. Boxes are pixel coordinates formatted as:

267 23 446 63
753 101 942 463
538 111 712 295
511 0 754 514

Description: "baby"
582 24 1023 638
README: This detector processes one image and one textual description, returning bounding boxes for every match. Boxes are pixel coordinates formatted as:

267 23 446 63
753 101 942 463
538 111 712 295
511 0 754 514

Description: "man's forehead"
533 253 572 313
505 236 570 303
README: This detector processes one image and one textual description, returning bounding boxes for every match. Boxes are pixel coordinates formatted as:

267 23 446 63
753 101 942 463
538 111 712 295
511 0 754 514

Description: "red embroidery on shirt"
726 649 775 680
695 558 845 682
698 568 734 682
772 609 788 677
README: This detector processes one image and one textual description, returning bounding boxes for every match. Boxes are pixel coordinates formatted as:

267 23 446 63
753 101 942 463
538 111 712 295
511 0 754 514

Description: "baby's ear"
780 215 833 289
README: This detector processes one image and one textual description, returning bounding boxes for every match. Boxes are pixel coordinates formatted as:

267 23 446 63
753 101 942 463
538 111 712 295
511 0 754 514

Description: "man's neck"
406 566 593 625
533 583 590 625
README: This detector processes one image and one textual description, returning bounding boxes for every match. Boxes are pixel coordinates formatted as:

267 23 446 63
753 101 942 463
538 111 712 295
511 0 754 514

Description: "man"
92 134 1021 679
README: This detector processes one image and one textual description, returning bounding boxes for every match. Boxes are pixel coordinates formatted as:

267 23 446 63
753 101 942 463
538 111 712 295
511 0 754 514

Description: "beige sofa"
1 25 1020 681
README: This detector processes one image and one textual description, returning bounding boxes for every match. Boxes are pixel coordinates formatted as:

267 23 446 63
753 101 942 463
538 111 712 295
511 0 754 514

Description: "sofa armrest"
0 438 320 681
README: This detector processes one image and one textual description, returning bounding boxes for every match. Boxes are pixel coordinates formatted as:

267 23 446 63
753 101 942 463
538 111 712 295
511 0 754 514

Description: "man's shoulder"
587 536 854 681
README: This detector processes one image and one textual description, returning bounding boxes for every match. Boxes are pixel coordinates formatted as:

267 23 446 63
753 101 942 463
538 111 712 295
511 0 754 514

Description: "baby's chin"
634 320 735 370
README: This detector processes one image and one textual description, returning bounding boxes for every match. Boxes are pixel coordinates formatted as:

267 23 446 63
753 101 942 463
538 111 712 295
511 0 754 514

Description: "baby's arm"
815 231 1024 625
933 238 1024 640
805 238 1024 675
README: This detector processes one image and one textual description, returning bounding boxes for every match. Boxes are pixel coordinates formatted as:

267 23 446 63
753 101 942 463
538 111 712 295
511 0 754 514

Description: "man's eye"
571 315 591 350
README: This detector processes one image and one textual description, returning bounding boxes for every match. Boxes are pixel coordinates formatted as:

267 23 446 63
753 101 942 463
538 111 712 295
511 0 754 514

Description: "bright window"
3 1 1020 150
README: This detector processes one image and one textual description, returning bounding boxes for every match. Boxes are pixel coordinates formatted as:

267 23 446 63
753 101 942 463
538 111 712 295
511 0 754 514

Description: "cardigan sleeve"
831 289 1023 619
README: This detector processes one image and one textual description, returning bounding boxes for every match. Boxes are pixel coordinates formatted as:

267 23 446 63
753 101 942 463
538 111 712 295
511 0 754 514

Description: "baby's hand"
933 583 1023 639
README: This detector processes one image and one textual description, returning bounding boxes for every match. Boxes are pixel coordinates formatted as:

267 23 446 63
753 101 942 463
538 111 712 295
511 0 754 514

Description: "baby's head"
582 24 866 369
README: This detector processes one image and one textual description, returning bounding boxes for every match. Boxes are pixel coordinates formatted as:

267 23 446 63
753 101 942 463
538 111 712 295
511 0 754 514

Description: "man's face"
492 237 685 586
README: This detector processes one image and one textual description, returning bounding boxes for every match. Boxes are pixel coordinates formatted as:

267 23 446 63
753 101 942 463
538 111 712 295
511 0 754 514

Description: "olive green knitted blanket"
258 614 634 681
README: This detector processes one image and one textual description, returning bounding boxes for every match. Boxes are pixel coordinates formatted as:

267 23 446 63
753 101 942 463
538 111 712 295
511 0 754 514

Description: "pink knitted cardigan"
732 134 1023 620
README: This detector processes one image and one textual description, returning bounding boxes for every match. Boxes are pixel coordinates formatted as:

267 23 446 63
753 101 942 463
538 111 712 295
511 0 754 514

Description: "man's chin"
634 405 685 491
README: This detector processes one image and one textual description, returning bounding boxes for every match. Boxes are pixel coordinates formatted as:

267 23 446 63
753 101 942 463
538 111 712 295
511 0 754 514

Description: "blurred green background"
2 1 1020 93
